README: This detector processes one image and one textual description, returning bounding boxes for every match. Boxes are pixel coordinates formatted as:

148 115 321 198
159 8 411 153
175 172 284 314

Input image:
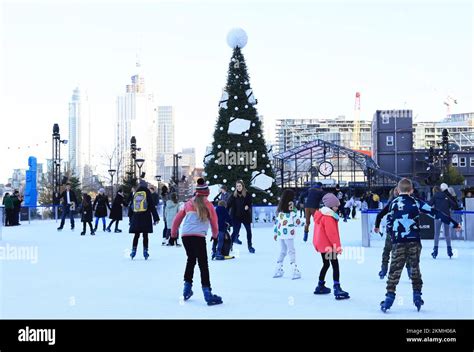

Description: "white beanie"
440 183 448 191
99 188 105 194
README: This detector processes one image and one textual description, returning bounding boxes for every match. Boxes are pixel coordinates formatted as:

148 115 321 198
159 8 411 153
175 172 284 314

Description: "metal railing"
361 209 473 247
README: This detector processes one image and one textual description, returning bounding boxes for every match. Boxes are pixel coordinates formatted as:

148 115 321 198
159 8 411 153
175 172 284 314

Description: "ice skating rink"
1 218 472 319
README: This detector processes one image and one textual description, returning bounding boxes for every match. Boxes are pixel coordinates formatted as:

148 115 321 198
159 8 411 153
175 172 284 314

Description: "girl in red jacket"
313 193 350 300
171 178 223 306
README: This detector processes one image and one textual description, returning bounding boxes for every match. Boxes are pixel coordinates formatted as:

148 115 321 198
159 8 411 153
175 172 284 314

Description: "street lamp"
108 169 116 198
52 124 68 220
135 158 145 179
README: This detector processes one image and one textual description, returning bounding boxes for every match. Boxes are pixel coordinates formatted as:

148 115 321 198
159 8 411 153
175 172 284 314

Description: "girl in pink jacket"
312 193 350 300
171 178 223 306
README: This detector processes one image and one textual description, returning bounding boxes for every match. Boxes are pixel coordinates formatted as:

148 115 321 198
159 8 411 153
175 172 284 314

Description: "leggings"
132 233 149 249
319 252 340 282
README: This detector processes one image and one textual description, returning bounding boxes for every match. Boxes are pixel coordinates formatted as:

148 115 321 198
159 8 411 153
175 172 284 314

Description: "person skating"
374 187 411 279
312 193 350 300
129 179 160 260
171 178 222 306
93 188 111 232
10 190 23 225
303 182 325 241
107 188 127 233
164 192 181 246
212 200 232 260
161 185 170 245
447 187 463 240
273 189 302 280
218 185 230 205
429 183 458 259
333 184 348 222
80 193 95 236
227 180 255 253
3 193 13 226
57 183 78 231
379 178 461 313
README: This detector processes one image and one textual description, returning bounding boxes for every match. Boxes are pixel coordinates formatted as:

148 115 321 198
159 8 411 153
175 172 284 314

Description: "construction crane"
353 92 361 150
444 95 458 116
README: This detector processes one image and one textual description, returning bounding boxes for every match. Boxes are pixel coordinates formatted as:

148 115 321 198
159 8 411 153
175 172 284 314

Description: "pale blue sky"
1 0 472 182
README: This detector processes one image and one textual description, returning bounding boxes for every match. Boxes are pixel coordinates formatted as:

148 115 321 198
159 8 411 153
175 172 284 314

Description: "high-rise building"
180 148 196 179
413 112 474 150
156 106 175 181
68 87 91 182
275 116 372 153
116 63 157 181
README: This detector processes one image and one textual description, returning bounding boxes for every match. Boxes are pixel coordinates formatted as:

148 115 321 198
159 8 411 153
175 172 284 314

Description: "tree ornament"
219 89 229 109
227 28 248 49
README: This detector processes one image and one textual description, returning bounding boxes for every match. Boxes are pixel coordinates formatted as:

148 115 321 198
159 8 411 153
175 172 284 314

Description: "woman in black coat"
161 185 169 244
107 188 127 233
129 180 160 260
227 180 255 253
80 193 94 236
93 188 111 232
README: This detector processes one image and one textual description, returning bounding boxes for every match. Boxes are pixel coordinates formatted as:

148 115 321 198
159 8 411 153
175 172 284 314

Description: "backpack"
133 191 148 213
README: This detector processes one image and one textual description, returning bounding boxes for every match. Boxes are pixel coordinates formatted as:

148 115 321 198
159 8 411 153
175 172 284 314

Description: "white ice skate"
291 263 301 280
273 264 284 278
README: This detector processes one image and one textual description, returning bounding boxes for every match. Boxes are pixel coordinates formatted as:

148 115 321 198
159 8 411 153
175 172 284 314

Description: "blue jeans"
59 204 74 228
212 231 226 256
231 219 252 247
95 217 106 229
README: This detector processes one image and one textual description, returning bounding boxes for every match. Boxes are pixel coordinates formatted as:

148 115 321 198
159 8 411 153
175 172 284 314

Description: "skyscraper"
156 106 175 181
116 63 157 181
68 87 91 182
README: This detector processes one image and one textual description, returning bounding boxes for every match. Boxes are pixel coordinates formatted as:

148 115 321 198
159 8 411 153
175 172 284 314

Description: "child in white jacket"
273 189 302 280
164 192 181 246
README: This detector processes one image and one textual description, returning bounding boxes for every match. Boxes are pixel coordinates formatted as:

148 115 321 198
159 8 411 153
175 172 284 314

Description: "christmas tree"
204 28 279 205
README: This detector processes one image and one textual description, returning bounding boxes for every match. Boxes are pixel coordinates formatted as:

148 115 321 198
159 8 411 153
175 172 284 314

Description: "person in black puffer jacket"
80 193 95 236
107 188 127 233
93 188 111 232
129 179 160 260
227 180 255 253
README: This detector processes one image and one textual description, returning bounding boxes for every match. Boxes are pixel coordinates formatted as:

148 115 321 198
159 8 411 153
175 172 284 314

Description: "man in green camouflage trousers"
386 242 422 293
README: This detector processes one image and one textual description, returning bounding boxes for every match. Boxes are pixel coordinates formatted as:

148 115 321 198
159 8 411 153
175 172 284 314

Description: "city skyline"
1 0 472 182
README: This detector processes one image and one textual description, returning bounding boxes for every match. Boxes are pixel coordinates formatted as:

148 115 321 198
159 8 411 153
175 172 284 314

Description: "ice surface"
0 217 472 319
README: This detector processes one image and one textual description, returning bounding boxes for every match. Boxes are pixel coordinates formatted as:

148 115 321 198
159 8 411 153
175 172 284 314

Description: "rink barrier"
361 209 474 247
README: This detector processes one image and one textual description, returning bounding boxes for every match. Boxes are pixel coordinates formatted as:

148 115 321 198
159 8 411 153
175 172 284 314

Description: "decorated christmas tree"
204 28 279 205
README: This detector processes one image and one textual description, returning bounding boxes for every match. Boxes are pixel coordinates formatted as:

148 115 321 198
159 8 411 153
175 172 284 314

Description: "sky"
0 0 472 183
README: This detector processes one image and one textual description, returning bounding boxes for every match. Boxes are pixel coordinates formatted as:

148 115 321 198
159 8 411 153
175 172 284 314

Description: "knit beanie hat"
440 183 448 191
99 188 105 194
195 178 210 197
322 193 340 208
